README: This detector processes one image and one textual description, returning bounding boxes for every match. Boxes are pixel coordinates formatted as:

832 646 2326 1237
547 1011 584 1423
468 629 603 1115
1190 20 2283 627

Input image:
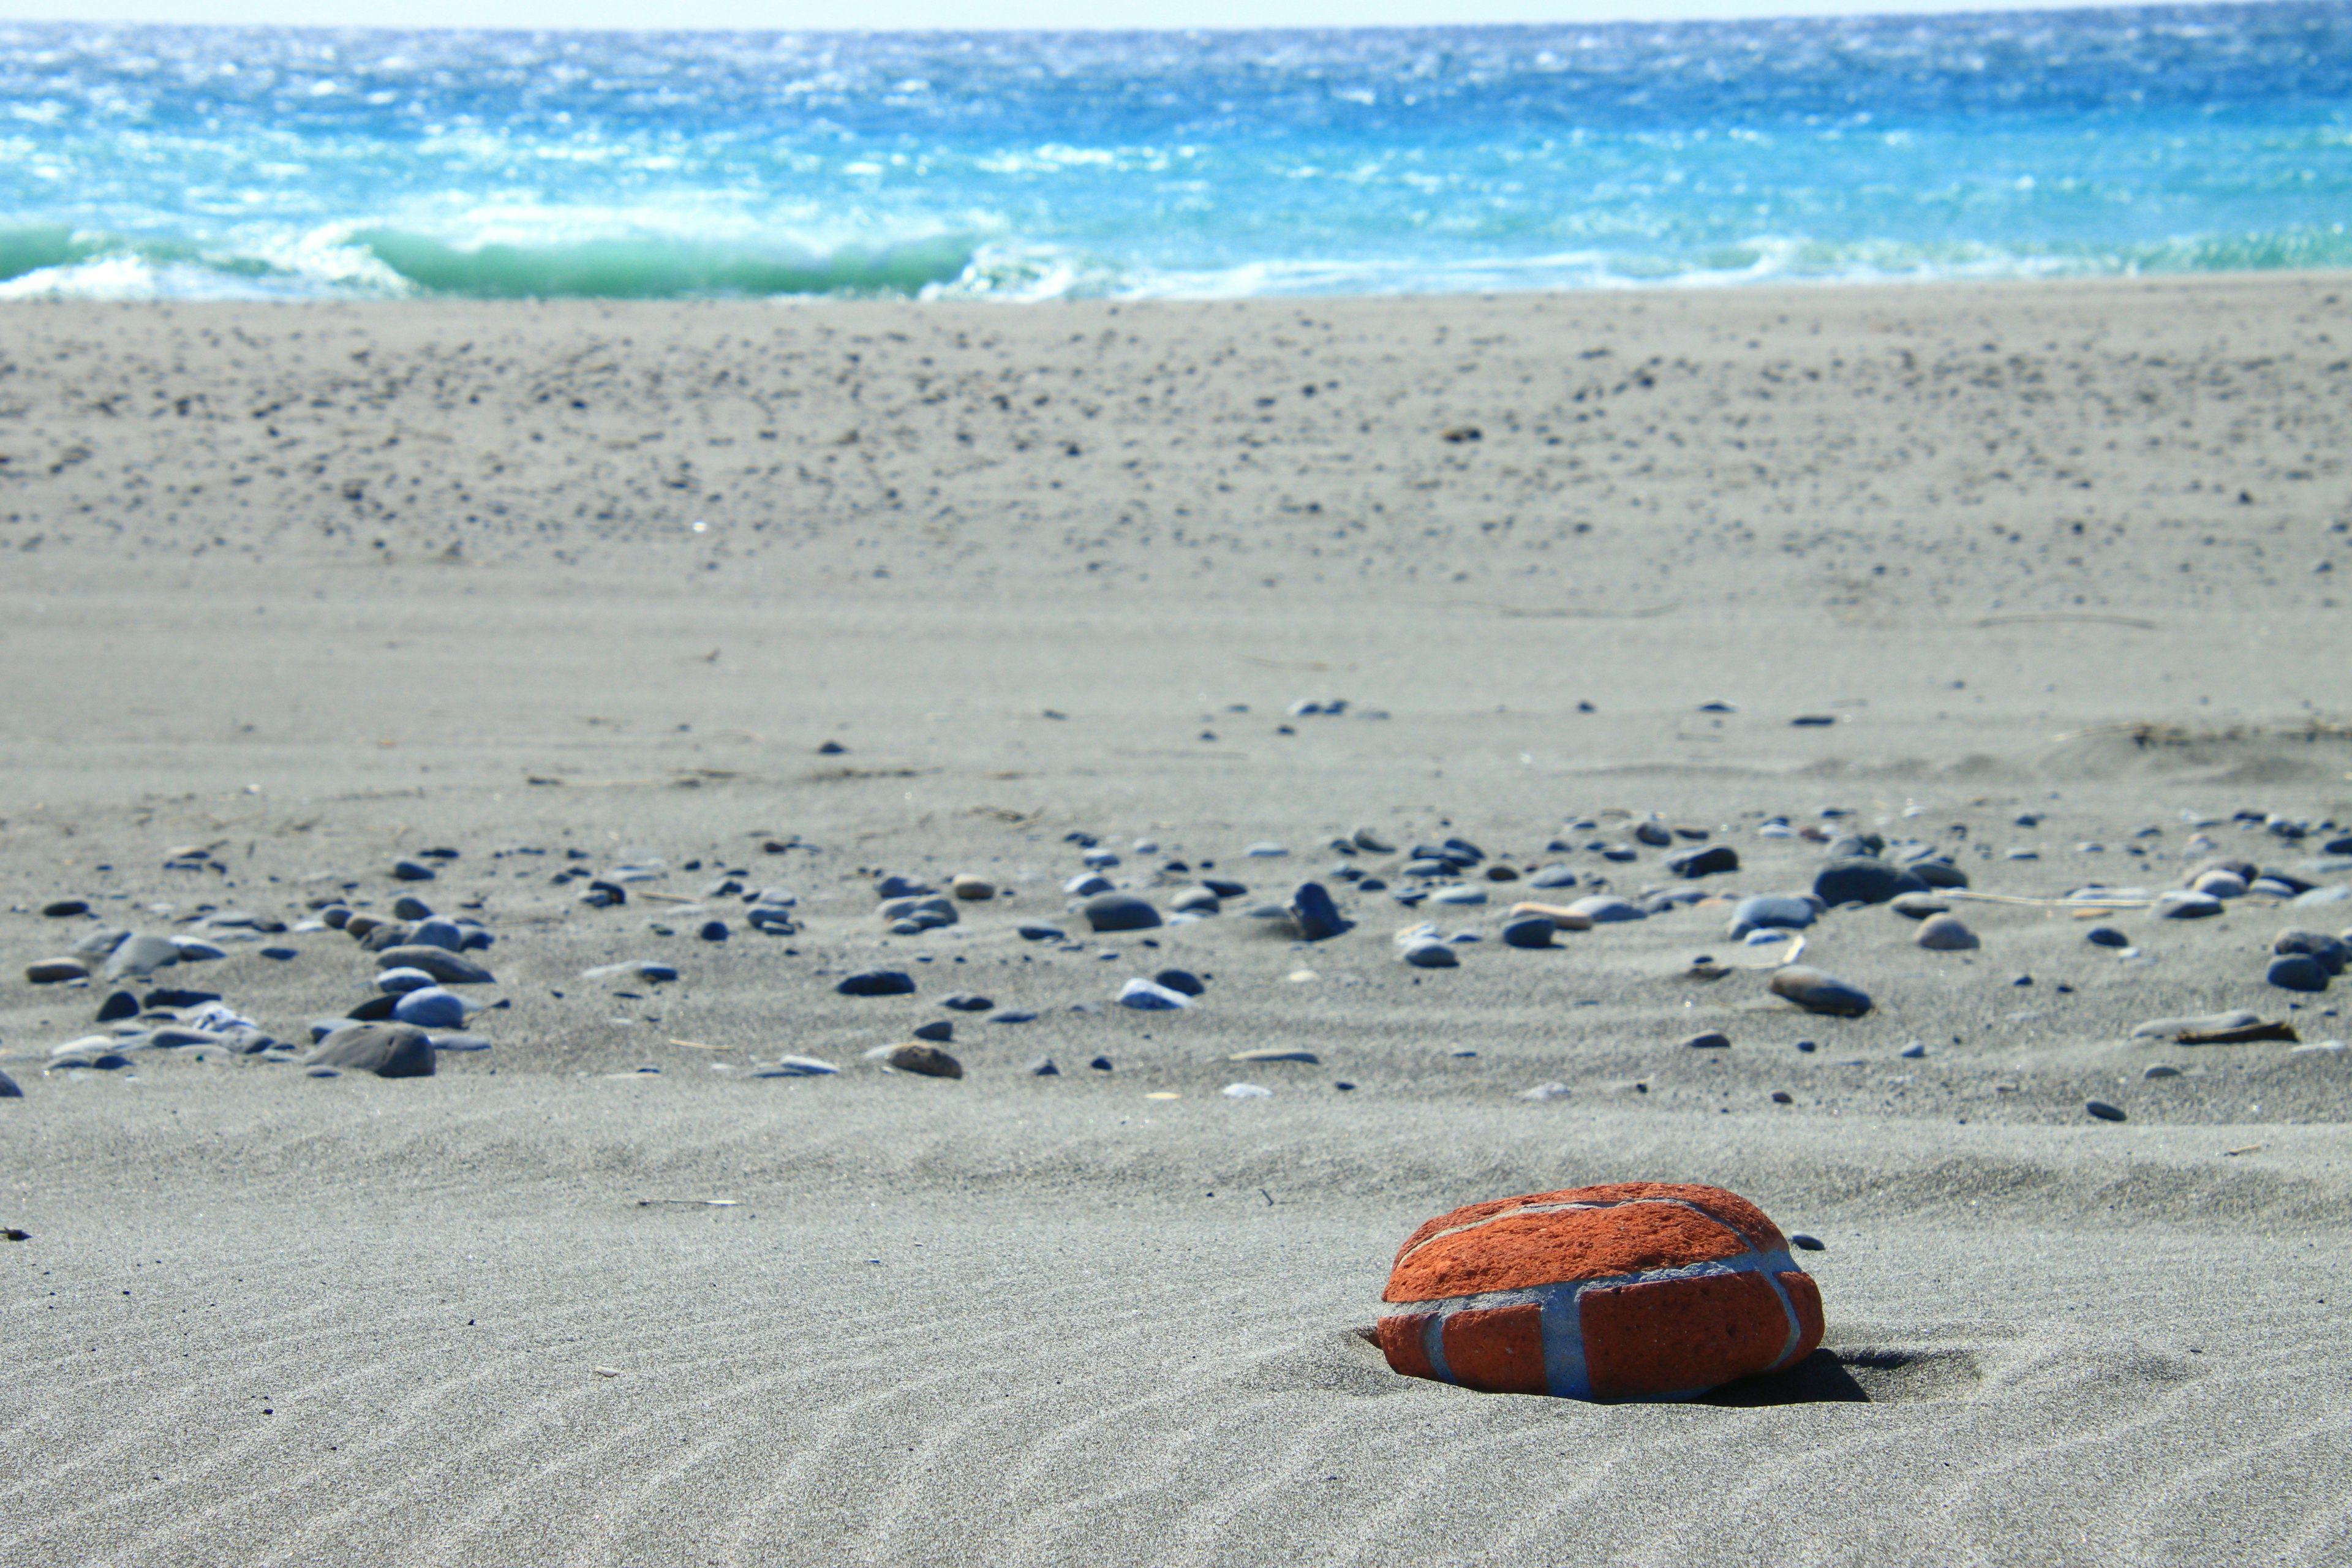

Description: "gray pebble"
375 946 494 986
1567 895 1645 923
391 987 467 1029
1170 888 1223 915
1888 892 1949 920
392 860 437 882
391 895 435 921
1500 916 1556 949
2275 929 2350 975
25 959 88 985
1915 914 1979 951
1402 941 1459 968
1768 966 1874 1017
306 1023 435 1078
2266 954 2331 992
1665 844 1740 878
0 1069 18 1097
1529 865 1578 889
1729 895 1816 937
1812 857 1926 907
1289 881 1346 940
1017 922 1065 942
2154 891 2225 919
941 993 993 1011
992 1010 1038 1024
105 933 181 981
2085 1099 2127 1122
2143 1064 2181 1079
837 970 916 997
883 1042 962 1079
1082 893 1162 933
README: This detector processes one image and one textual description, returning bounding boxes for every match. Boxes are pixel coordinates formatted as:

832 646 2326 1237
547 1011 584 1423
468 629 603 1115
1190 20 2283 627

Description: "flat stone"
374 946 494 986
2193 870 2248 899
883 1042 963 1079
391 987 469 1028
1017 922 1065 941
1231 1047 1317 1063
25 959 88 985
761 1055 841 1077
1529 865 1578 889
2274 929 2350 974
1915 914 1980 951
40 899 89 918
1500 916 1556 949
1729 895 1817 937
1401 941 1459 968
1909 861 1972 889
1567 895 1644 923
2154 891 2225 919
391 895 436 920
941 992 994 1011
1082 893 1161 933
1244 842 1289 858
1429 885 1487 905
1289 881 1347 941
837 970 916 997
1154 968 1206 996
1027 1057 1059 1075
391 860 437 882
2084 1099 2127 1123
1768 966 1873 1017
1812 856 1925 907
1665 844 1740 878
168 938 227 962
992 1009 1038 1024
950 875 995 901
0 1069 19 1098
72 927 129 958
1352 827 1395 853
305 1023 436 1078
1887 892 1949 921
2266 954 2331 992
1682 1030 1732 1049
104 933 181 981
428 1034 494 1052
2086 925 2130 947
1170 888 1223 915
2143 1064 2181 1079
911 1020 954 1042
95 990 140 1023
2128 1010 2261 1040
1117 978 1192 1010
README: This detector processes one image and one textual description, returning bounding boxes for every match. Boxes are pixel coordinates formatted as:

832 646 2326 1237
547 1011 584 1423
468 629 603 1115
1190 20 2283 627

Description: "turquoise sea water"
1 4 2348 300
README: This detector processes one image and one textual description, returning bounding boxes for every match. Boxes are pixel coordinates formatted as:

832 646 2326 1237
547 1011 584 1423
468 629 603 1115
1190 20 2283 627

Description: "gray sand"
2 274 2350 1564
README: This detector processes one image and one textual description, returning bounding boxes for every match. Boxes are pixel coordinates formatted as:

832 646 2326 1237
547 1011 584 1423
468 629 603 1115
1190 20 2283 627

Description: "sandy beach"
4 272 2351 1565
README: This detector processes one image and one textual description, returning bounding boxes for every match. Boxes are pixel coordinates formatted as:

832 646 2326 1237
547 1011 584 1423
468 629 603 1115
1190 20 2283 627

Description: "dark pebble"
142 987 220 1009
637 963 679 983
2275 929 2350 975
697 921 729 941
2266 954 2331 992
1501 916 1556 949
2085 1099 2127 1122
941 992 993 1012
24 959 88 985
1768 967 1874 1017
306 1023 436 1078
0 1069 19 1098
392 895 435 920
1154 969 1206 997
1770 1090 1793 1104
1088 1055 1114 1071
1288 881 1346 941
1017 922 1065 942
40 899 89 918
1082 893 1161 933
837 970 916 997
912 1020 955 1042
260 946 299 961
1682 1030 1732 1049
1812 856 1926 907
1665 845 1740 878
1027 1057 1059 1075
392 860 437 882
2086 925 2129 948
96 990 140 1023
1789 1233 1825 1251
992 1009 1038 1024
884 1042 962 1079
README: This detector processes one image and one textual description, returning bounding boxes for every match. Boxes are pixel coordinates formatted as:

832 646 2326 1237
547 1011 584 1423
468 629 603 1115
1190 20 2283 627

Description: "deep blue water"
0 3 2348 300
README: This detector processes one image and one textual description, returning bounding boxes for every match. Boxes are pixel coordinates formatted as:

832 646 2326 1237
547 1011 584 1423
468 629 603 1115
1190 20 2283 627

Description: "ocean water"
1 4 2348 301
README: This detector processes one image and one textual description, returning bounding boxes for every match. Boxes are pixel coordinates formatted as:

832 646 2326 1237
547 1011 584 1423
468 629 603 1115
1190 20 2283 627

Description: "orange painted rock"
1375 1182 1822 1401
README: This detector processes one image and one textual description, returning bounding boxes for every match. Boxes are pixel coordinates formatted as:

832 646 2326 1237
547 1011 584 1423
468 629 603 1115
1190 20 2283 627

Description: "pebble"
1812 856 1925 907
1028 1057 1060 1075
2086 925 2129 947
408 918 466 951
1170 888 1223 915
25 959 88 985
95 990 139 1023
73 927 129 957
1289 881 1347 940
2267 954 2331 992
1154 969 1207 996
2154 891 2225 919
1789 1234 1825 1251
941 992 993 1012
1567 895 1644 923
306 1023 436 1078
760 1056 841 1077
392 860 437 881
1082 893 1161 933
875 873 931 898
1223 1082 1272 1098
391 987 469 1029
1117 978 1192 1010
1521 1082 1572 1100
1232 1047 1318 1063
2143 1064 2181 1079
0 1069 18 1098
1017 922 1065 941
1402 941 1459 968
1245 842 1289 858
1770 1090 1793 1104
1682 1031 1731 1050
376 946 494 986
40 899 89 918
1529 865 1578 889
2084 1099 2127 1123
376 967 439 994
913 1020 955 1042
104 933 181 981
992 1009 1038 1024
260 946 299 961
1665 844 1740 878
698 921 729 941
1915 914 1980 951
883 1042 963 1079
745 906 798 935
2193 870 2248 899
1899 1039 1928 1058
428 1034 494 1052
837 970 916 997
1352 828 1395 853
951 875 995 901
1088 1055 1114 1071
391 895 435 921
1887 892 1949 921
1728 895 1817 937
2274 929 2350 974
1767 967 1874 1017
1429 885 1487 905
1500 916 1556 949
168 938 227 962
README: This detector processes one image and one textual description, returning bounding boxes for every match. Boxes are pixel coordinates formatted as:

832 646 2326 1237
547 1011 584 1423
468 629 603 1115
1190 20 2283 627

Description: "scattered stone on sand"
2154 890 2225 919
1402 941 1459 968
2085 1099 2127 1122
941 992 993 1011
1632 820 1672 847
1915 913 1980 951
25 959 88 985
1017 922 1065 941
2275 929 2350 974
72 927 129 958
2267 954 2331 992
1027 1057 1059 1075
1154 969 1205 996
912 1020 954 1042
1245 842 1289 858
1567 895 1643 924
376 946 494 986
1117 977 1192 1010
992 1009 1038 1024
1768 966 1874 1017
1082 892 1161 932
881 1042 963 1078
837 970 916 997
1289 881 1347 940
1373 1182 1822 1400
305 1023 436 1078
1222 1082 1272 1098
1231 1047 1317 1063
1529 865 1578 889
1501 916 1555 949
391 987 469 1028
950 874 995 901
95 990 139 1022
1170 887 1223 915
1088 1055 1115 1071
0 1069 18 1098
760 1056 841 1077
1682 1030 1731 1049
2193 870 2249 899
1507 902 1594 931
1429 885 1486 906
392 859 437 882
2128 1011 2297 1044
1352 827 1395 853
1812 856 1925 907
2086 925 2130 948
1888 892 1949 921
1521 1082 1572 1101
1728 895 1817 937
1665 844 1740 878
40 899 89 918
104 934 180 981
2143 1064 2181 1079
